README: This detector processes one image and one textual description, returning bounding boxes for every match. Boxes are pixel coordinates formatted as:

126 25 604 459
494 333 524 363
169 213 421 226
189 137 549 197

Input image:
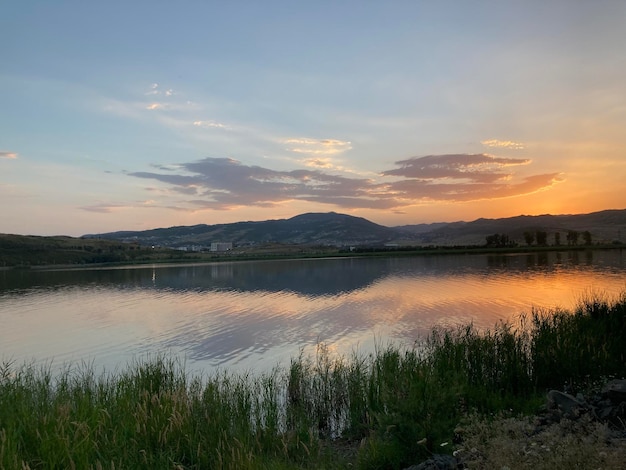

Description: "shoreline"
3 242 623 271
1 294 624 468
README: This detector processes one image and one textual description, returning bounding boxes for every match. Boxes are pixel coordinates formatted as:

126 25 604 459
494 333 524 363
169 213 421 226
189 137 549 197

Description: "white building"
210 242 233 252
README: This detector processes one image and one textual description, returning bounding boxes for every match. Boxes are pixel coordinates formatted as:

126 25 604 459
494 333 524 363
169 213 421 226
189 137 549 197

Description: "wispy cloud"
110 85 556 212
130 157 384 210
382 154 530 183
0 151 18 159
79 203 129 213
128 154 561 212
385 173 561 202
481 139 525 150
145 83 174 97
193 120 230 130
143 84 176 110
284 138 352 156
79 199 159 214
105 85 233 140
304 158 335 169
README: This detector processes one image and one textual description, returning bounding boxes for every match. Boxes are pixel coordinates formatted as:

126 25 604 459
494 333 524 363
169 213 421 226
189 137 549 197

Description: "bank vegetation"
0 293 625 468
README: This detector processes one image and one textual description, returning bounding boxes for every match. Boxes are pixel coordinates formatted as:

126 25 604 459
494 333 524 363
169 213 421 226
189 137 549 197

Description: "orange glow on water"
1 251 624 373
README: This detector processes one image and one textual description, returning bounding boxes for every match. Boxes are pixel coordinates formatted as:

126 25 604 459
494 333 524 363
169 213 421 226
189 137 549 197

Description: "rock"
546 390 587 418
602 379 626 404
601 401 626 427
539 381 626 429
596 399 616 421
404 454 463 470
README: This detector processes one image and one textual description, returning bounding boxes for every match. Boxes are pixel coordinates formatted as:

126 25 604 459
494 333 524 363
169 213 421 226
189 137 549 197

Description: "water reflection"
2 258 389 295
0 250 624 374
485 250 602 269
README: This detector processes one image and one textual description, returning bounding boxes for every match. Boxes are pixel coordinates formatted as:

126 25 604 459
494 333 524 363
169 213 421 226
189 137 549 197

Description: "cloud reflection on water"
0 250 625 374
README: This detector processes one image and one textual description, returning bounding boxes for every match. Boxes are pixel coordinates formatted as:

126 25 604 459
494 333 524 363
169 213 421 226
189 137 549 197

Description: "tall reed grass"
1 293 624 469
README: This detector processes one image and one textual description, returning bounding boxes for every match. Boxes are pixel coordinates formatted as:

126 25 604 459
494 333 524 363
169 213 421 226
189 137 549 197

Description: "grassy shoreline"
1 293 624 468
3 242 623 272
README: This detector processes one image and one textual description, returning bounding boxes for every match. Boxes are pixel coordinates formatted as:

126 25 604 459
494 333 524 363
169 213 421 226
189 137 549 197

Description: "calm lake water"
1 250 625 375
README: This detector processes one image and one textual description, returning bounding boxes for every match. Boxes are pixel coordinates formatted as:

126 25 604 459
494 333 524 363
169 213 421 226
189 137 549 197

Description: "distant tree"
536 230 548 246
486 233 513 248
523 231 535 246
554 232 561 246
501 234 512 247
583 230 592 246
566 230 579 246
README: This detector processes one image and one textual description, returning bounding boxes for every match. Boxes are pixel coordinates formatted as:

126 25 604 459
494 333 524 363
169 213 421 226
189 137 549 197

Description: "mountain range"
85 209 626 248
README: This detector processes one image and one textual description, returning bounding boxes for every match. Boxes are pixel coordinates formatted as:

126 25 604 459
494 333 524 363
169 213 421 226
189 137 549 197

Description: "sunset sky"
2 1 625 236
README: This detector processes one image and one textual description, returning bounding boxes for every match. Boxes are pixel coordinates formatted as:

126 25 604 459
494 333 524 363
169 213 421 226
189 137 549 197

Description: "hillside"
86 209 626 248
0 234 178 267
85 212 399 248
3 209 624 267
397 209 626 246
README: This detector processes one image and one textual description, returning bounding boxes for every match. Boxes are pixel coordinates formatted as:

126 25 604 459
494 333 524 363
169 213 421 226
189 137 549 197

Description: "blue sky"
2 1 625 236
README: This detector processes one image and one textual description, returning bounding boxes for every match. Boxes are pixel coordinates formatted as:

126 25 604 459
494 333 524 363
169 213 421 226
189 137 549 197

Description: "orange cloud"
481 139 525 150
0 151 18 159
128 154 560 212
304 158 334 168
284 138 352 156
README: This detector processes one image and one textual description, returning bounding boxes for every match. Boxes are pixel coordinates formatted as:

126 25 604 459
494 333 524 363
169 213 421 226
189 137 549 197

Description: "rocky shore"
407 379 626 469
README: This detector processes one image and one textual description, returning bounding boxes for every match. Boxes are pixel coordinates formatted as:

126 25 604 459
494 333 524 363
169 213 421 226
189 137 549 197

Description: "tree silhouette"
485 233 513 248
566 230 579 246
523 231 535 246
536 230 548 246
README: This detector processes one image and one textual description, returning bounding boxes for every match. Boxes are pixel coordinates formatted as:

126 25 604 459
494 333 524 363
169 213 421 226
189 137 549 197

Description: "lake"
1 249 624 375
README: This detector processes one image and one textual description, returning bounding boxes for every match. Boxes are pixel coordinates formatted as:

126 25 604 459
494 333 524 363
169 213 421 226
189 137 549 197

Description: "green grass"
1 293 624 469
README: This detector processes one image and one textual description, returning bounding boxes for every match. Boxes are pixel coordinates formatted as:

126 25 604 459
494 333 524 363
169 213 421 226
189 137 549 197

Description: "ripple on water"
1 251 625 374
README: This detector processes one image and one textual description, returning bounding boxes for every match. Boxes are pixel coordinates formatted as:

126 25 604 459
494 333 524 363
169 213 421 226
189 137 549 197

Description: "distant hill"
84 212 399 248
397 209 626 246
0 234 161 267
2 209 624 267
84 209 626 248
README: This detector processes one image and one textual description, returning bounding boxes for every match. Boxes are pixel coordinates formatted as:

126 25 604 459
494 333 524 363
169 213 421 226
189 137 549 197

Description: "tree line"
486 230 592 248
